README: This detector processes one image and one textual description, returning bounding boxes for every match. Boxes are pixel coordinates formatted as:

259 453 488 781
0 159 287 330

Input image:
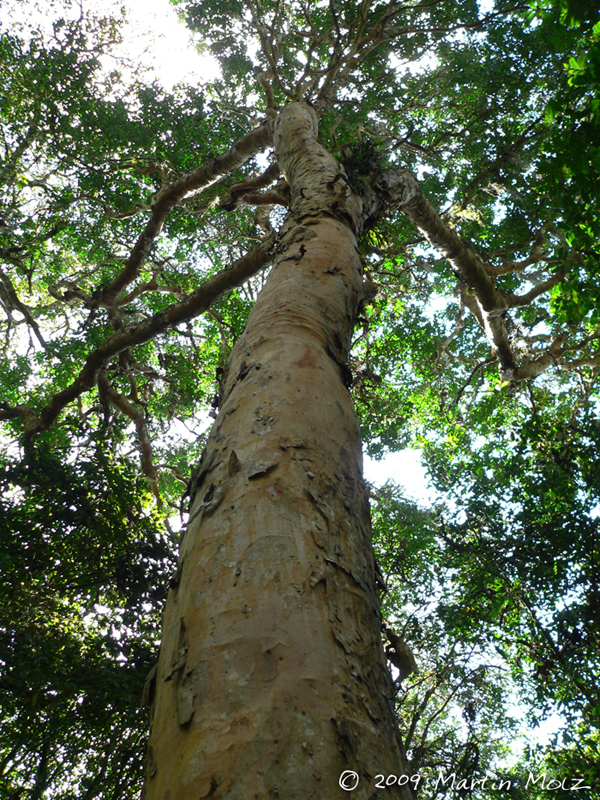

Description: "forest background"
1 0 599 796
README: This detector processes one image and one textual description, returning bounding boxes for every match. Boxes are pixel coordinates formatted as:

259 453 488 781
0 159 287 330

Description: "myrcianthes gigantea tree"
2 0 600 797
142 102 414 799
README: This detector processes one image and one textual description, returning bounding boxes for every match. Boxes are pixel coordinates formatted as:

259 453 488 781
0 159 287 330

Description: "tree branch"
1 240 274 435
374 168 517 376
98 371 160 501
98 121 273 307
506 269 565 308
0 267 47 348
221 161 282 210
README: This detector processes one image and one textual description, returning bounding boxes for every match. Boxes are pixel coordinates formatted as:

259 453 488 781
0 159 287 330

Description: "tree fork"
143 103 413 799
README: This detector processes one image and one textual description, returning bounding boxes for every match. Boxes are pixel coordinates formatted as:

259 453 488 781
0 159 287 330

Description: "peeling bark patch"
176 663 211 726
246 460 279 480
279 249 306 264
189 484 225 526
304 487 317 504
228 450 242 476
303 489 331 531
324 556 368 593
261 624 292 652
252 413 278 435
331 716 361 767
278 436 313 450
236 360 252 381
310 528 328 552
166 620 189 681
187 447 217 504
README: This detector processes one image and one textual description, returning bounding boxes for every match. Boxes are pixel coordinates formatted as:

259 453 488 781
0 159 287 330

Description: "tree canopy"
1 0 599 796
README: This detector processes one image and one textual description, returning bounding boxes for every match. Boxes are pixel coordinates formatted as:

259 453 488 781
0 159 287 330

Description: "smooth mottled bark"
143 103 412 800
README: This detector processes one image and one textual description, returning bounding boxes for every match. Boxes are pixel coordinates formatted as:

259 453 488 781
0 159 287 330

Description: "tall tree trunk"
143 103 412 800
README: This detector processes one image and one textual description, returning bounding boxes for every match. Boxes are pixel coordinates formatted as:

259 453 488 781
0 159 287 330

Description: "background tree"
1 0 599 796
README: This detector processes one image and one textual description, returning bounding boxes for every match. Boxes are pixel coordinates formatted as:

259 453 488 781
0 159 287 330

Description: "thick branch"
371 169 572 383
483 226 558 279
513 332 600 381
375 169 517 374
560 355 600 370
117 274 184 307
221 161 281 211
1 241 273 435
238 189 289 207
506 270 565 308
99 121 273 306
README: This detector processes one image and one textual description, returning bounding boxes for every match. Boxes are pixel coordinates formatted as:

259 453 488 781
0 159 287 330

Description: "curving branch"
484 226 550 277
116 273 185 307
98 371 160 501
244 0 296 100
98 121 274 307
236 187 290 207
372 168 567 382
257 71 277 117
1 240 274 436
374 168 518 375
513 330 600 381
221 161 282 211
506 270 566 308
451 357 497 409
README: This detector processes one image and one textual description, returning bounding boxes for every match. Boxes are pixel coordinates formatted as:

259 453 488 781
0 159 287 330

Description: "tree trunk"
143 103 412 800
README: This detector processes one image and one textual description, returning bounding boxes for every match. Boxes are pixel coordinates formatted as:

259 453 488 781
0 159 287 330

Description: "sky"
97 0 221 89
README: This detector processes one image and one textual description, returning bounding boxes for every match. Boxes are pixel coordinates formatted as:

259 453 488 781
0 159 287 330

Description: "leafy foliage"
0 445 174 798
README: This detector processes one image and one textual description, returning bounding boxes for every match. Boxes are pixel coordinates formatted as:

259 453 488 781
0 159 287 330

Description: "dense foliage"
1 446 173 798
1 0 599 796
